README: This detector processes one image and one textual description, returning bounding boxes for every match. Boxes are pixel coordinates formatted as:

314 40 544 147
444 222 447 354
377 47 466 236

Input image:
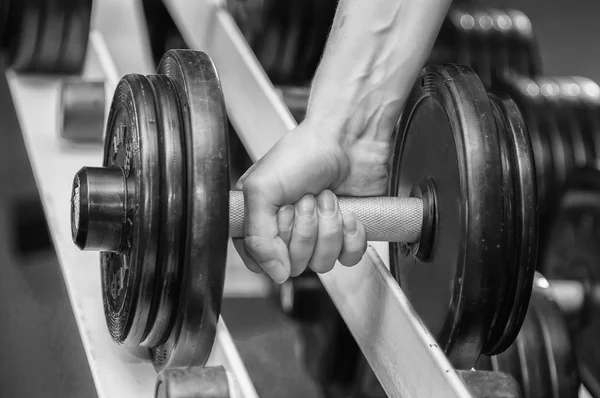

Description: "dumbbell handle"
229 191 423 242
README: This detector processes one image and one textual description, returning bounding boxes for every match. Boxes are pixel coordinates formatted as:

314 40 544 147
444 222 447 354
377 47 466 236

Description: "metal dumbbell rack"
3 0 594 397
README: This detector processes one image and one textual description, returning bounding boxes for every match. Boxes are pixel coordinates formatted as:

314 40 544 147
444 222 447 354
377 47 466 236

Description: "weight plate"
291 0 318 83
470 8 494 88
537 77 577 189
31 0 66 72
505 9 542 77
278 0 305 83
571 76 600 168
389 64 506 368
255 0 285 83
554 77 596 167
99 74 161 347
487 8 511 84
485 276 580 398
484 93 537 355
539 167 600 389
142 74 186 348
443 6 473 68
151 50 229 370
55 0 92 74
497 73 554 222
535 78 572 192
7 0 43 71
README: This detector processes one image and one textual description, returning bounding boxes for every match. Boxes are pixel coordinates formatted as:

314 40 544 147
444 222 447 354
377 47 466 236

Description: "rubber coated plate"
487 8 511 83
496 74 554 227
389 64 505 368
151 50 229 370
8 0 43 71
487 280 580 398
505 9 541 77
101 74 161 347
470 8 493 88
571 77 600 167
537 77 577 187
32 0 66 71
143 74 185 348
290 0 316 83
278 0 304 83
554 77 596 167
540 167 600 389
56 0 92 74
484 93 537 355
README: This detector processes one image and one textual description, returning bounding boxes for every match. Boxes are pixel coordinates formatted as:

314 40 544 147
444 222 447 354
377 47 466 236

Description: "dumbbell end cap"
70 167 126 252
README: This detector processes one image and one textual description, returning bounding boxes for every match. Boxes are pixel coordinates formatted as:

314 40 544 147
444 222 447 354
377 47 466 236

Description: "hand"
233 119 391 283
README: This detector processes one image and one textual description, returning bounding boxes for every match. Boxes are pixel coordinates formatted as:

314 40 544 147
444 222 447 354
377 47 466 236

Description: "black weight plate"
554 77 596 167
538 77 578 186
536 78 573 191
442 6 472 67
484 93 537 355
571 76 600 168
151 50 229 370
389 64 505 368
55 0 92 74
100 74 161 347
278 0 305 83
305 0 337 81
497 74 553 220
8 0 43 71
485 278 580 398
470 8 494 88
540 167 600 389
254 0 285 82
505 9 542 77
31 0 66 72
487 8 511 84
290 0 318 83
142 74 186 348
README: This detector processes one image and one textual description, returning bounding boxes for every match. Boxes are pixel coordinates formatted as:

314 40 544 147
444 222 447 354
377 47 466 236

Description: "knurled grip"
229 191 423 242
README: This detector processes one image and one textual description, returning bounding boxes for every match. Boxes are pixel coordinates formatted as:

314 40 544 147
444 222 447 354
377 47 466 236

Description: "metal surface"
5 0 258 397
165 0 473 396
229 190 424 242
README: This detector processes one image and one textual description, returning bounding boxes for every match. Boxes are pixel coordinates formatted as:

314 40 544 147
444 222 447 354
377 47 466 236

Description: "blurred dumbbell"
58 78 106 142
539 166 600 398
227 0 338 85
432 5 541 88
1 0 93 74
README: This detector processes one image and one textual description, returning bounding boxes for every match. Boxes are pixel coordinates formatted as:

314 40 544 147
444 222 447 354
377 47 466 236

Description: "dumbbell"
496 74 600 239
0 0 93 74
538 166 600 398
227 0 338 85
69 50 538 370
434 5 541 88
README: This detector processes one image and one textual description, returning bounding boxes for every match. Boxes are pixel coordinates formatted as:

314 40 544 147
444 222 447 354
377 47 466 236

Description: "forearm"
306 0 452 145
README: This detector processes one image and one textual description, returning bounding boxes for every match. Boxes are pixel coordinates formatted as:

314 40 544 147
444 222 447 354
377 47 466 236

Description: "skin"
234 0 452 283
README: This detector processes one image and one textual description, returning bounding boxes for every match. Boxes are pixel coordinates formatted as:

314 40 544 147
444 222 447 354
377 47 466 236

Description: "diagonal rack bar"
163 0 474 396
4 0 258 397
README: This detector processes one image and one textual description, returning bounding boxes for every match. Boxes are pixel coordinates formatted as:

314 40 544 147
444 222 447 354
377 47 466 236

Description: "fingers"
277 205 295 246
339 211 367 266
288 195 318 277
308 190 344 274
242 178 291 283
232 237 264 274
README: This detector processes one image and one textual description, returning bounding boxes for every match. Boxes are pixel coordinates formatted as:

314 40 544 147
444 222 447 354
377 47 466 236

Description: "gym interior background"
0 0 599 397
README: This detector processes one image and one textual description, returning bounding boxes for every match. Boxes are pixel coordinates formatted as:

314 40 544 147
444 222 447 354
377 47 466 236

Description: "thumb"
241 178 291 283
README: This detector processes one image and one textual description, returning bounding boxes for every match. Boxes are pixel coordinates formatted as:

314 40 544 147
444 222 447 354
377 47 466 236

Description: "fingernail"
264 260 289 284
318 191 336 217
297 195 316 218
344 212 358 234
278 205 294 230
